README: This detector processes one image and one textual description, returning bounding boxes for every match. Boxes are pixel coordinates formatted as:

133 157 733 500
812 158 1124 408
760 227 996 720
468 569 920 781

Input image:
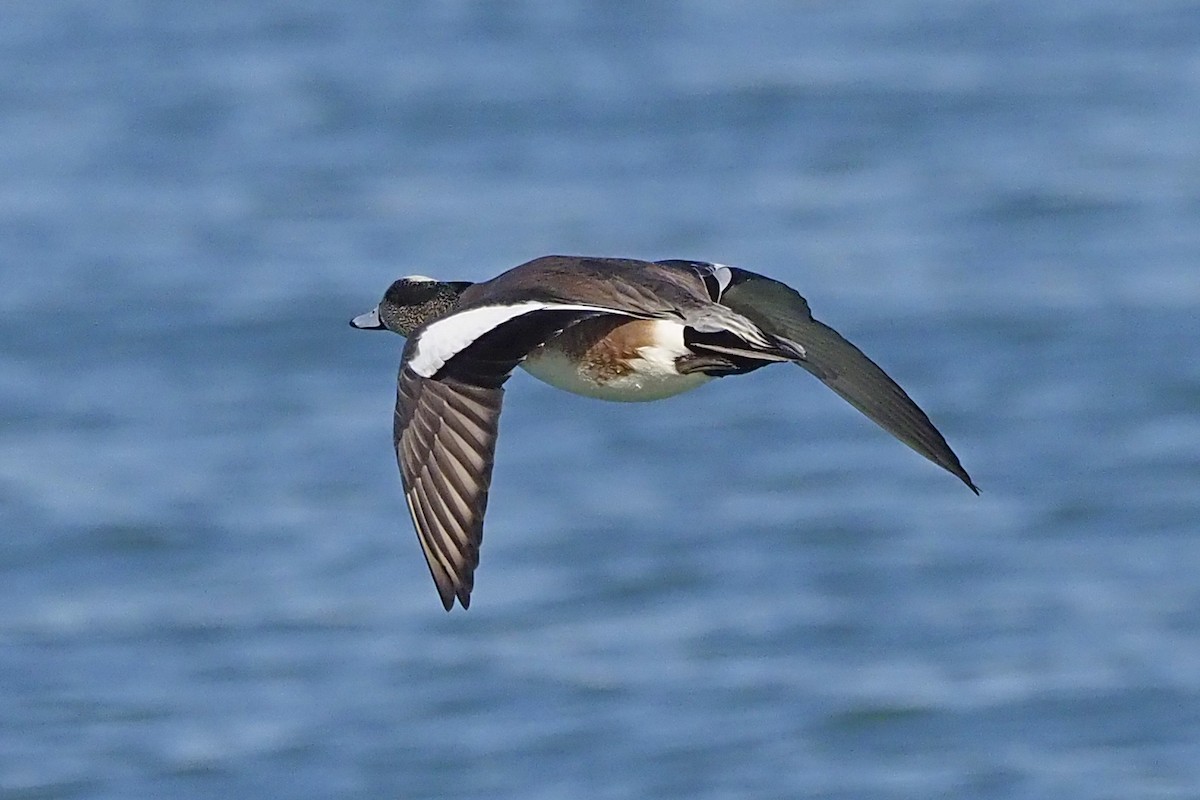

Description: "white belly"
521 319 712 402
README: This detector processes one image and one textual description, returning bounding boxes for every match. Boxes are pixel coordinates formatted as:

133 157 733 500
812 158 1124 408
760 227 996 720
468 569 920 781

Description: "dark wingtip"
438 585 471 611
941 454 979 495
434 582 456 611
954 467 980 495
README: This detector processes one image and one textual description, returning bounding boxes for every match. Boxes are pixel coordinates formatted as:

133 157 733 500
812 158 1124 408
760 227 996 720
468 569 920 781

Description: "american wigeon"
352 255 977 609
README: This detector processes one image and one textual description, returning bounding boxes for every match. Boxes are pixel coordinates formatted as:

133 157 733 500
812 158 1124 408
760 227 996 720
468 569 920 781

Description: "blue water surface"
3 2 1199 798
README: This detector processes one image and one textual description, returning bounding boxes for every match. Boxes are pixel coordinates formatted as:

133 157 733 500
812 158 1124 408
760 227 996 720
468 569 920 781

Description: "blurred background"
3 1 1198 798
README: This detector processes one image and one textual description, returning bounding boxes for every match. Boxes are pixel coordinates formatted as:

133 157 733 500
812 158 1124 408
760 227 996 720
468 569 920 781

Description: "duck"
351 255 977 610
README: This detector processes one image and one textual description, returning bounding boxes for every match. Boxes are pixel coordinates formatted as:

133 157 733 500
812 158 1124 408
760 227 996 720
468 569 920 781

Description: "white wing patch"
409 301 636 377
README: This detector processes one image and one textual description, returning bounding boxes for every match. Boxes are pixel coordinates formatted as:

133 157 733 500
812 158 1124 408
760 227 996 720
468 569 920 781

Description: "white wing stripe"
409 301 634 377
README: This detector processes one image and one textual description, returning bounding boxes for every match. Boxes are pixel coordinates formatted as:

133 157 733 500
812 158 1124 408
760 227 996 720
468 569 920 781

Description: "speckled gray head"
350 276 473 337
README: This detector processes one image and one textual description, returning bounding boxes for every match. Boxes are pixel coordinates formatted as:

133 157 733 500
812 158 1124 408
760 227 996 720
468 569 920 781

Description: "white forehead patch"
401 275 436 282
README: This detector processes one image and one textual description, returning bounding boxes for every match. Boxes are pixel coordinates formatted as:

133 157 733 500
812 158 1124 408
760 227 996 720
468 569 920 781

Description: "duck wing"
395 366 503 610
665 262 977 493
395 301 624 609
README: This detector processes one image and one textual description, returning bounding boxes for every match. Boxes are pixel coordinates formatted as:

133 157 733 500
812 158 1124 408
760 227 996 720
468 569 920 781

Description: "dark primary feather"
395 367 502 610
709 267 978 493
394 305 608 609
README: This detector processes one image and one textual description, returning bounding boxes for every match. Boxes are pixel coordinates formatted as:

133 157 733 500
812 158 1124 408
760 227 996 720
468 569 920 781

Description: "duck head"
350 276 474 336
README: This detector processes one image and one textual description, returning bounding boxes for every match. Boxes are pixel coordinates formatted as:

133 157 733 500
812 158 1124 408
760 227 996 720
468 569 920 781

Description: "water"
3 2 1199 798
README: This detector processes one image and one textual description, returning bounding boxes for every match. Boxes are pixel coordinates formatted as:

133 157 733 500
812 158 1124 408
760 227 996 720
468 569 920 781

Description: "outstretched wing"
683 263 977 493
395 367 503 610
394 303 618 609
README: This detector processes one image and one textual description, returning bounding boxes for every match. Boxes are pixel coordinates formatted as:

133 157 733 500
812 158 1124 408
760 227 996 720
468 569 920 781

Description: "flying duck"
351 255 977 610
